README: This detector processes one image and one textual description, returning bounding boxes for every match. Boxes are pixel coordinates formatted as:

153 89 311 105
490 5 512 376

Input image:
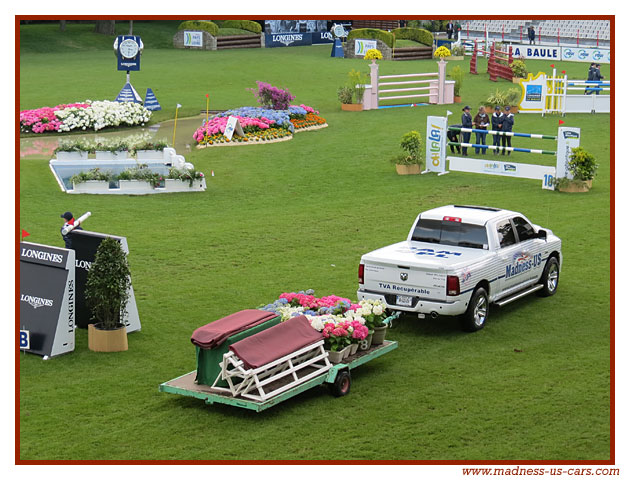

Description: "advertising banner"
311 31 334 44
425 116 448 174
183 31 204 47
20 242 76 358
511 44 561 60
265 33 312 48
71 230 141 332
354 39 378 56
556 127 581 179
561 47 610 63
448 157 556 190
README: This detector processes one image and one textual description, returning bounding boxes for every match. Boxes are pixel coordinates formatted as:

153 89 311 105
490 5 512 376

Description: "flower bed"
20 100 152 134
193 104 326 147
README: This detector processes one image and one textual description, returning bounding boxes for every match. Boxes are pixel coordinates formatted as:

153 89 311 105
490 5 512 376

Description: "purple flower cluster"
251 81 295 110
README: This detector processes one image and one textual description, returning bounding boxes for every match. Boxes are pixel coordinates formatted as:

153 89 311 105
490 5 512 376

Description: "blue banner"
312 31 334 45
265 32 312 47
116 83 142 103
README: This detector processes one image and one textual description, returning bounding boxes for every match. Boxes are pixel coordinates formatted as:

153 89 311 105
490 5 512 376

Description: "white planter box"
164 178 207 192
118 180 155 194
136 150 165 160
57 151 88 160
71 180 107 193
95 151 128 160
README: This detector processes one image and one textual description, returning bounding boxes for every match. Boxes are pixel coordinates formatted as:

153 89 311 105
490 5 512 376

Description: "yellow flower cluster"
434 46 452 58
364 48 383 60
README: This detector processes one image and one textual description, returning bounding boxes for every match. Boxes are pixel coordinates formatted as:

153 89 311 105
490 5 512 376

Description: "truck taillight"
443 216 462 223
358 264 365 285
446 275 460 296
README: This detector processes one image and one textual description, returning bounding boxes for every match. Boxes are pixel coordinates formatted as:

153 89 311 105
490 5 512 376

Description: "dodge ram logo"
400 272 408 281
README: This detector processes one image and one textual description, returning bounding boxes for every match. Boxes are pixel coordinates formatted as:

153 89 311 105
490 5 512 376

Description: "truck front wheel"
462 287 489 332
537 257 560 296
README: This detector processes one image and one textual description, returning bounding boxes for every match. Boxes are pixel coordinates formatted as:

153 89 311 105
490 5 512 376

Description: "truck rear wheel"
462 287 489 332
330 370 351 397
537 257 559 297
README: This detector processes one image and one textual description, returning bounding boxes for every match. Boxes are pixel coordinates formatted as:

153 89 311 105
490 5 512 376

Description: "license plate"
396 295 413 307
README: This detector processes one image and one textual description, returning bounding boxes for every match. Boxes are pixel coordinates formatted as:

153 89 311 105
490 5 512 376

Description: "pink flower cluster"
291 104 319 115
279 292 360 311
322 320 369 341
20 103 89 133
192 115 275 141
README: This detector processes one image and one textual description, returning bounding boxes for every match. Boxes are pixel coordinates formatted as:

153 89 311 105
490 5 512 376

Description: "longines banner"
20 242 76 358
71 230 141 332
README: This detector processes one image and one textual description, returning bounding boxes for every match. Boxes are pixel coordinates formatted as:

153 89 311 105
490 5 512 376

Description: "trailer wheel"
330 371 351 397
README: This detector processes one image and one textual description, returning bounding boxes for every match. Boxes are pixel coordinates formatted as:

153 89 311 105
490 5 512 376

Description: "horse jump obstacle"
423 116 580 189
362 59 454 110
518 68 610 115
470 41 514 82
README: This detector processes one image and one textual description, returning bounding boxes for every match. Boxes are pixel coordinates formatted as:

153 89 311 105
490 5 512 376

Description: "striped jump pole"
447 142 556 155
448 126 557 140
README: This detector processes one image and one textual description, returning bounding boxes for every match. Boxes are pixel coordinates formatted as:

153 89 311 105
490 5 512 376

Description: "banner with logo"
20 242 76 358
448 157 556 190
311 31 334 44
425 116 448 174
116 35 142 71
556 127 581 179
183 31 204 47
561 47 610 63
354 39 378 56
71 230 141 332
265 33 312 48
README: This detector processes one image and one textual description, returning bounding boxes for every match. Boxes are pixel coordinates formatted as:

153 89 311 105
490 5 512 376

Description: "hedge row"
177 20 219 37
221 20 262 34
347 28 395 48
392 27 434 47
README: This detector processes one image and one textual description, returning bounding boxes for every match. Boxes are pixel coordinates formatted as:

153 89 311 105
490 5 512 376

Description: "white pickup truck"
357 205 562 331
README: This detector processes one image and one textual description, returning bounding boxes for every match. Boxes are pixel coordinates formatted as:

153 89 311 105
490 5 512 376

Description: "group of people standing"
586 63 605 95
448 105 515 156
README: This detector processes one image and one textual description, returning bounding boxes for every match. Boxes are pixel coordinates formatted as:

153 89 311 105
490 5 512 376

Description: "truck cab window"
512 216 537 242
497 220 516 248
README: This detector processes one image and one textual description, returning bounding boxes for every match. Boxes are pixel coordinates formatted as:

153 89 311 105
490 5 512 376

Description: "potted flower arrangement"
391 130 423 175
322 320 352 363
510 60 528 82
482 89 508 114
364 48 383 63
555 147 598 193
450 65 464 103
505 88 521 113
85 237 132 352
434 45 451 61
94 140 130 160
358 299 389 347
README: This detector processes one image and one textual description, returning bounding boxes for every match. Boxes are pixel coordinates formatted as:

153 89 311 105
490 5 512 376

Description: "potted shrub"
510 60 528 82
450 65 464 103
391 131 423 175
86 237 132 352
505 88 521 113
556 147 598 193
448 44 466 60
95 140 130 160
70 168 115 193
338 69 367 111
482 89 508 114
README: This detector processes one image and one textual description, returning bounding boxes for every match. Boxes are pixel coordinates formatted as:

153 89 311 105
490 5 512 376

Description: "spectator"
60 211 82 249
585 63 596 94
461 106 473 156
473 107 489 155
447 124 462 154
592 64 605 95
446 20 455 40
501 106 515 155
491 106 504 155
528 26 535 45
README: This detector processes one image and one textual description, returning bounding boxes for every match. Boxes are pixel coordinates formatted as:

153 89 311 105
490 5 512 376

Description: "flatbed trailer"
159 340 398 412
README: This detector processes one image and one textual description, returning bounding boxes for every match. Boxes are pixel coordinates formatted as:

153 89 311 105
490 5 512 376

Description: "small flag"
561 70 566 74
176 103 182 109
211 170 215 177
559 120 565 125
21 229 30 239
446 110 453 116
205 94 209 98
550 64 555 68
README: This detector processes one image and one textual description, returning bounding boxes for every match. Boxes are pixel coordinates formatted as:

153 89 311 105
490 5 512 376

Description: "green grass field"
18 22 611 461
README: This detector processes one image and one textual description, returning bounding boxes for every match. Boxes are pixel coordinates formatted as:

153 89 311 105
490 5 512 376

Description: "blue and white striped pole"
447 142 556 155
448 126 557 140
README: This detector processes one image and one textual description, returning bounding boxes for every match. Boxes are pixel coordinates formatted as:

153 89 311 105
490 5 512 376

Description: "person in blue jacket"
501 106 515 155
461 105 473 156
490 106 504 155
60 211 82 249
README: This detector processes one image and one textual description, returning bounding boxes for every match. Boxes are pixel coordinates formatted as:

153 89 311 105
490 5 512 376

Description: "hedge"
347 28 394 48
392 27 434 47
221 20 262 34
177 20 219 37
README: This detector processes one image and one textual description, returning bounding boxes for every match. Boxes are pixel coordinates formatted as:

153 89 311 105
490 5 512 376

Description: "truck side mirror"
537 229 547 240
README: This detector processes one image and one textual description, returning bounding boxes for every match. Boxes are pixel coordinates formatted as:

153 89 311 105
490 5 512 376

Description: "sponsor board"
561 47 610 63
425 116 448 174
265 33 311 47
512 45 561 60
354 39 377 56
183 31 204 47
